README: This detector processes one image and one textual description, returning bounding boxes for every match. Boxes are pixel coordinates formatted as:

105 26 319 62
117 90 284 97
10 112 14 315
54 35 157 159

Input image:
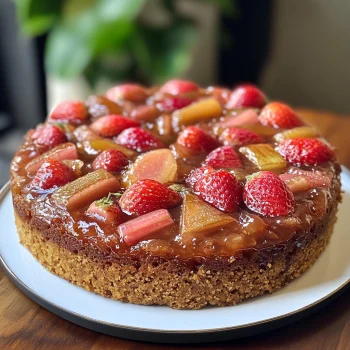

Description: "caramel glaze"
10 87 342 269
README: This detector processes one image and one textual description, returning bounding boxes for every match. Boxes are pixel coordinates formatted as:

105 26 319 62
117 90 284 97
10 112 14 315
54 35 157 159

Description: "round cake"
11 81 341 309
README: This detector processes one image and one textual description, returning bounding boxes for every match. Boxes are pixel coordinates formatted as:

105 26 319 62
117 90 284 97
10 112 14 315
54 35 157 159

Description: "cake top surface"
11 80 339 262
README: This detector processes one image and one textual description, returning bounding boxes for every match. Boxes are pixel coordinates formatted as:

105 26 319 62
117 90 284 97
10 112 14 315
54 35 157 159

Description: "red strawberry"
276 138 334 166
90 114 139 137
259 102 303 129
220 127 264 146
30 159 75 191
156 97 193 112
204 146 242 169
119 179 182 216
50 101 88 123
115 127 164 152
185 166 215 188
31 124 67 150
177 126 220 153
159 80 198 95
87 194 122 224
243 171 295 217
92 149 128 172
106 84 147 102
226 84 267 109
194 170 242 212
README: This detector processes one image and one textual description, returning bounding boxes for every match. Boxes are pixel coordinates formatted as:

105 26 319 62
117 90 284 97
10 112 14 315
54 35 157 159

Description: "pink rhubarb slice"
26 142 78 176
118 209 174 246
217 109 259 128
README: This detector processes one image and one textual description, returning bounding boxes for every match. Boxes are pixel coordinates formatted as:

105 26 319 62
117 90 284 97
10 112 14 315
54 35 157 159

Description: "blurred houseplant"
15 0 236 89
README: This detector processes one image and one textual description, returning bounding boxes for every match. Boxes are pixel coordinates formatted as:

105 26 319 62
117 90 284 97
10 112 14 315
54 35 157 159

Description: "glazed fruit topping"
273 126 319 142
115 127 164 152
194 170 242 212
159 79 198 95
86 95 122 119
185 166 215 188
90 114 139 137
73 125 101 142
49 101 88 123
226 84 267 109
217 109 259 128
156 97 193 112
259 102 303 129
130 105 160 121
87 193 122 224
30 159 75 191
31 124 67 151
119 179 182 216
79 139 136 158
92 149 128 173
204 146 242 169
52 169 120 210
276 138 334 166
26 142 78 176
118 209 174 246
243 171 295 217
106 83 148 102
176 126 220 153
220 127 264 147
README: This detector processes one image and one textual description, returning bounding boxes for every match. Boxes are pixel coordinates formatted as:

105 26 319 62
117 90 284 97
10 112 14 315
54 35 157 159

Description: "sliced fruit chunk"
106 84 148 102
119 179 182 216
216 109 259 128
273 126 319 142
92 149 128 173
185 166 215 188
49 101 88 123
62 159 84 177
31 124 67 151
156 115 173 137
78 139 136 158
130 105 160 121
90 114 139 137
226 85 267 109
118 209 174 246
159 79 198 95
206 86 230 104
73 125 101 142
242 124 277 137
240 144 287 171
180 193 234 236
52 169 120 211
172 98 222 127
125 149 177 186
204 146 242 169
26 142 78 176
243 171 295 217
220 127 264 147
156 97 192 112
86 95 122 119
87 194 122 224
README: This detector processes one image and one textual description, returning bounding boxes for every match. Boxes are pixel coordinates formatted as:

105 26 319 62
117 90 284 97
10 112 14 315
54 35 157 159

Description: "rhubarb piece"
273 126 319 142
206 86 230 104
78 139 136 158
242 124 277 137
92 149 128 173
180 193 234 236
31 124 67 150
156 115 173 137
86 95 122 119
49 101 88 123
119 179 182 216
25 142 78 176
204 146 242 169
62 159 84 177
220 127 264 147
172 98 222 127
226 84 267 109
243 171 295 217
217 109 259 129
52 169 120 211
118 209 174 246
73 125 101 142
156 97 192 112
159 79 198 95
90 114 139 137
240 144 287 171
125 149 177 185
279 169 331 193
130 105 160 121
87 194 122 224
106 84 148 102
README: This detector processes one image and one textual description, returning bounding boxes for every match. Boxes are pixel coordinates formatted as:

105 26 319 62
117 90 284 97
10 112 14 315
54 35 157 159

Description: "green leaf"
15 0 61 36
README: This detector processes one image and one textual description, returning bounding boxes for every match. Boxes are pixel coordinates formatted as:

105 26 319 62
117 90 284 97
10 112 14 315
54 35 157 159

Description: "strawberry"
259 102 303 129
31 124 67 150
185 166 215 188
30 159 75 191
49 101 88 123
243 171 295 217
92 149 128 172
276 138 334 166
177 126 220 153
204 146 242 169
119 179 182 216
159 80 198 95
156 97 193 112
220 127 264 146
87 194 122 224
90 114 139 137
194 170 242 212
106 83 148 102
115 127 164 152
226 84 267 109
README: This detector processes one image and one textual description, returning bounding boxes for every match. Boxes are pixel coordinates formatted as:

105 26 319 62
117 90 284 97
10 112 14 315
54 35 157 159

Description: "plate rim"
1 168 349 343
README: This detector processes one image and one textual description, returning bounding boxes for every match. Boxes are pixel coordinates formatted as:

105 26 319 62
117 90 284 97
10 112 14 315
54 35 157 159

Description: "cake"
11 81 341 309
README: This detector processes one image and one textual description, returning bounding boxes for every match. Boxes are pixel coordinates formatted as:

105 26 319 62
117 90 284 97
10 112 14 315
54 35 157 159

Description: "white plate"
0 169 349 343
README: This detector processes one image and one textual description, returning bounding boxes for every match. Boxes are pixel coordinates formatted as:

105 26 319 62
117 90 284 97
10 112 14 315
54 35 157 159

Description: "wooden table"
1 109 349 350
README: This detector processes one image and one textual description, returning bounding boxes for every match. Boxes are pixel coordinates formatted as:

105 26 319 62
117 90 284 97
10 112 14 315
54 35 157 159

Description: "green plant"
15 0 236 87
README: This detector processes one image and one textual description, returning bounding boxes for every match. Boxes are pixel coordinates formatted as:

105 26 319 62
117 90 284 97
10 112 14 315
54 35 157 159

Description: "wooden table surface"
1 109 349 350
